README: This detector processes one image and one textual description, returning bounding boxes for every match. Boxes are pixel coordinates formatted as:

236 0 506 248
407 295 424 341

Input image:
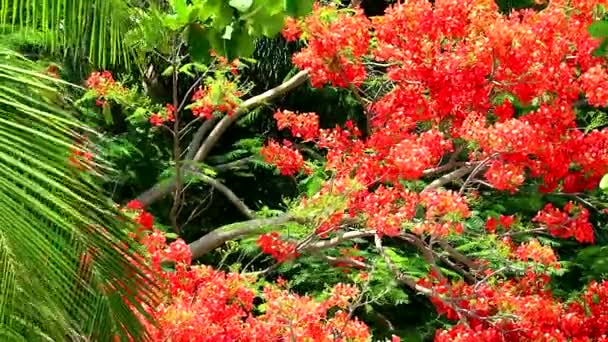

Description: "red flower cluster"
514 239 559 267
120 204 369 341
85 71 126 107
580 64 608 107
485 215 515 233
210 49 241 76
86 71 115 95
256 232 298 262
190 82 241 120
259 140 308 176
149 104 176 127
352 186 418 237
274 109 319 141
534 202 595 243
426 271 608 341
265 1 608 340
285 5 371 87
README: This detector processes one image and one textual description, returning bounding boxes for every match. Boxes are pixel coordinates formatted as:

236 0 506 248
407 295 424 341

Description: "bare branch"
459 154 497 195
422 162 465 177
170 44 183 233
399 234 444 278
321 255 369 269
198 174 254 219
423 163 478 192
436 239 479 271
185 117 219 159
189 214 302 259
212 156 254 172
302 230 376 253
177 75 204 114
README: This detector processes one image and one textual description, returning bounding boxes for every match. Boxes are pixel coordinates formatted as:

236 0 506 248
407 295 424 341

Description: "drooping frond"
0 48 157 340
0 0 132 68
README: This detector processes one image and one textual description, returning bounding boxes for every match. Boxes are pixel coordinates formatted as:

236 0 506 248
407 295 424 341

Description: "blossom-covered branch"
134 70 310 207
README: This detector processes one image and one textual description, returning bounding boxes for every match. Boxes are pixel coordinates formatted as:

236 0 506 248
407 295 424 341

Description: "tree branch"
399 234 444 278
134 70 310 207
188 214 302 260
436 239 479 272
320 255 369 269
198 174 254 219
302 230 376 253
185 117 219 160
374 235 434 296
191 70 310 162
423 163 478 192
212 156 254 172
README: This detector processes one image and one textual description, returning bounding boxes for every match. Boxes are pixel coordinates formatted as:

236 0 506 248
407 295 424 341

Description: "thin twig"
169 40 183 233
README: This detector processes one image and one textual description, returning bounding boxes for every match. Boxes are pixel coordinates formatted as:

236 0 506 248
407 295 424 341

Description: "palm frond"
0 48 156 340
0 0 132 68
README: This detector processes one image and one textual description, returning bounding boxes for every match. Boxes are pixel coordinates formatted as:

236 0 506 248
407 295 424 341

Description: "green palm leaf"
0 0 132 68
0 48 157 340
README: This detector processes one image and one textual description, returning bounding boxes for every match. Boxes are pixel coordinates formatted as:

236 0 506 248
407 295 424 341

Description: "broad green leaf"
101 104 113 125
245 8 286 37
170 0 189 22
263 0 287 16
223 24 235 40
285 0 313 18
161 65 175 77
187 24 212 63
594 38 608 56
204 0 234 29
600 173 608 190
589 21 608 38
229 0 253 12
237 32 256 57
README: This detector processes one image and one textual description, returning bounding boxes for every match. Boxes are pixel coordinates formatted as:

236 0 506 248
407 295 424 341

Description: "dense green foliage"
2 0 608 340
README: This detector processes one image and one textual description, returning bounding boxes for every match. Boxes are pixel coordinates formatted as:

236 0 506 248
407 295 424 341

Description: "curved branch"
185 117 219 160
198 174 254 219
374 235 434 296
212 157 254 172
189 214 301 260
423 163 477 192
302 230 376 252
436 239 479 271
134 70 310 207
191 70 310 162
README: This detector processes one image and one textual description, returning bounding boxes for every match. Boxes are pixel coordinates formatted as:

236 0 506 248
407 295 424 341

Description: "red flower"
485 217 498 233
260 140 307 176
136 211 154 230
149 114 165 126
126 200 143 210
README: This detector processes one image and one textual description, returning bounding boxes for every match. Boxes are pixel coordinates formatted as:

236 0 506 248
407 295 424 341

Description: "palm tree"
0 0 133 68
0 48 157 340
